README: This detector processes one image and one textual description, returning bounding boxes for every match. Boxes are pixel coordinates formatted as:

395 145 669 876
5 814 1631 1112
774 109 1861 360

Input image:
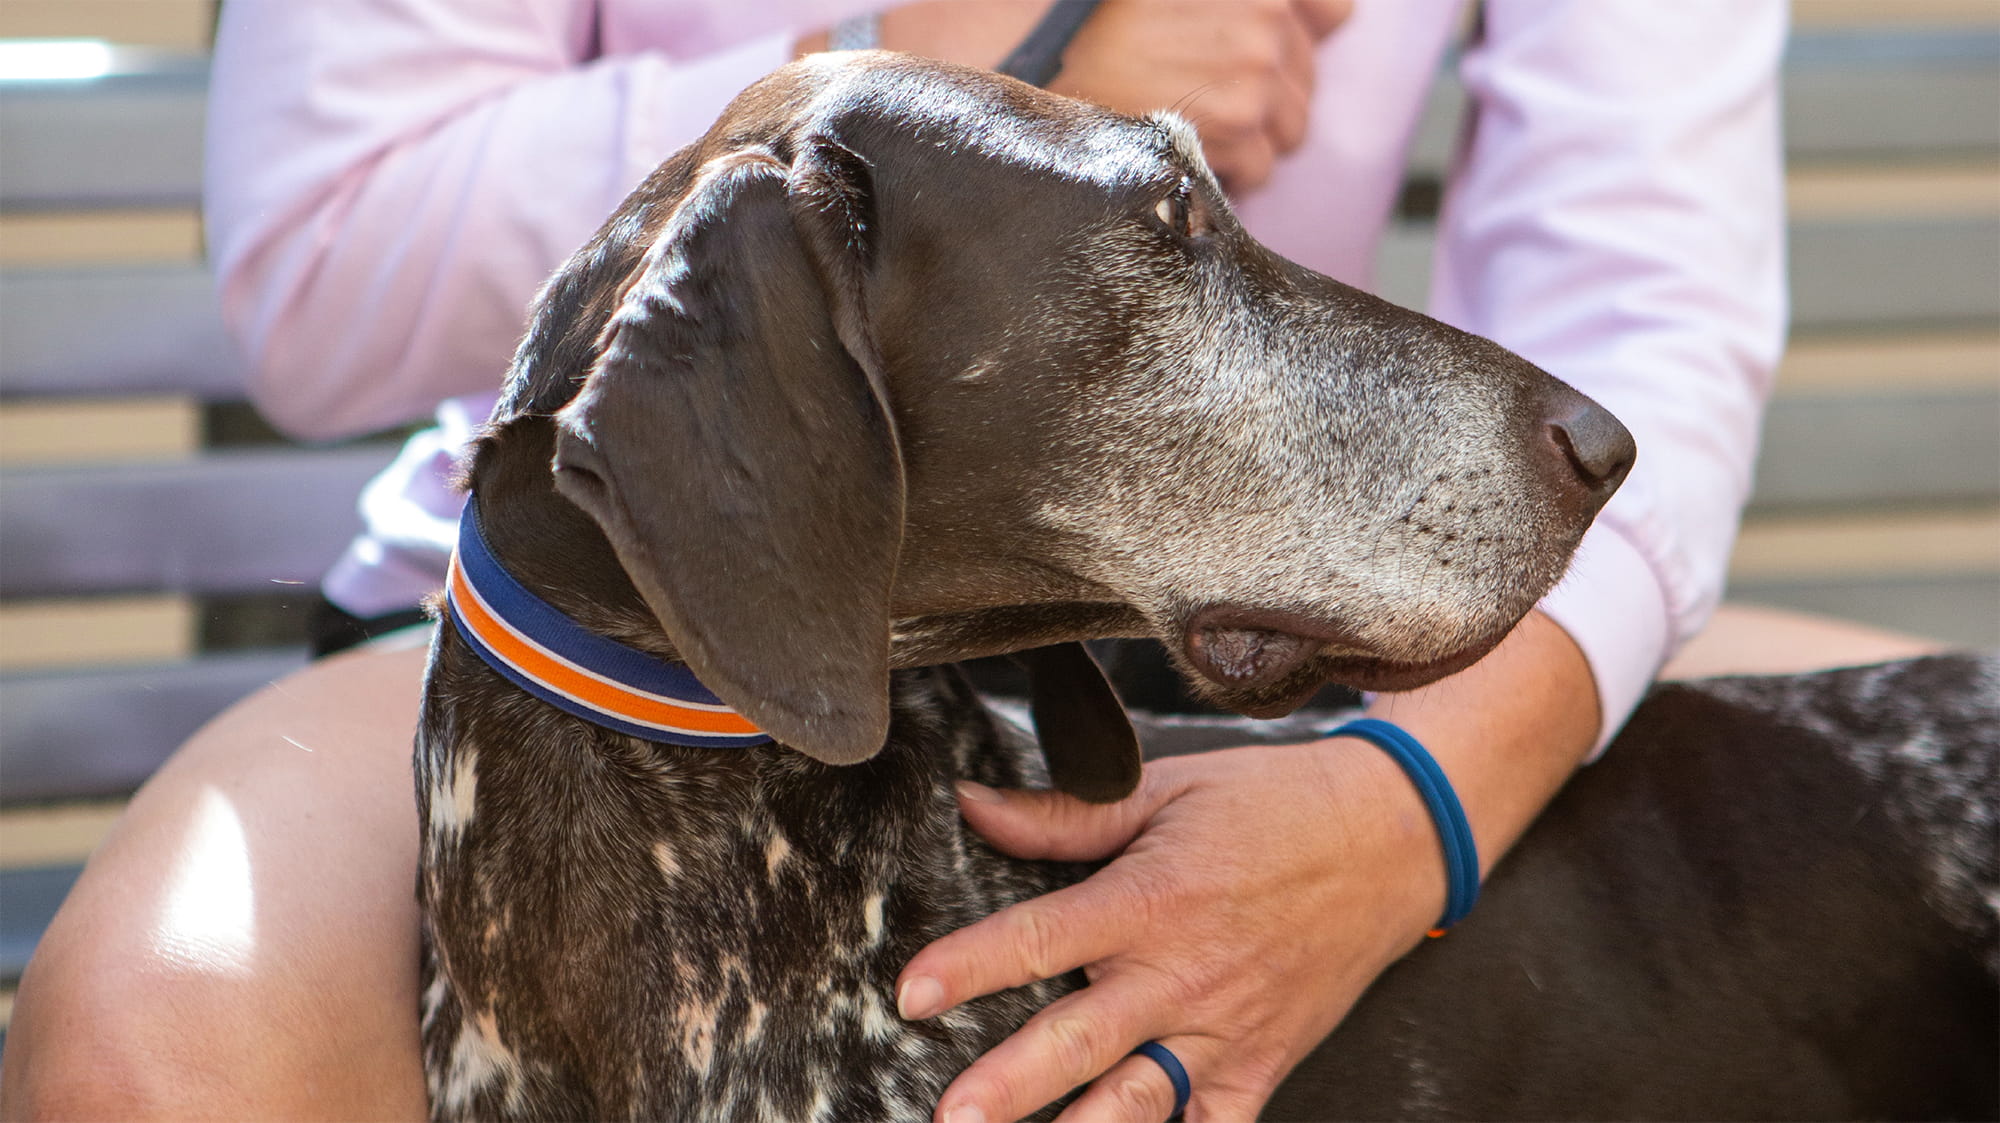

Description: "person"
2 1 1799 1119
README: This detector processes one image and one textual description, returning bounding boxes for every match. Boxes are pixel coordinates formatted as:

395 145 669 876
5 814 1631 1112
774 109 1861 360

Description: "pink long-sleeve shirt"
205 0 1787 747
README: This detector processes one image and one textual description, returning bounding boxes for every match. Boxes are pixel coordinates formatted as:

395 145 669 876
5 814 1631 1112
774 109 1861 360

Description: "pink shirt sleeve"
1428 0 1790 748
204 0 793 440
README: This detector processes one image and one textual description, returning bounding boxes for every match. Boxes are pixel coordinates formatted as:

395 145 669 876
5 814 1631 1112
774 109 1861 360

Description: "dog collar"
445 499 772 748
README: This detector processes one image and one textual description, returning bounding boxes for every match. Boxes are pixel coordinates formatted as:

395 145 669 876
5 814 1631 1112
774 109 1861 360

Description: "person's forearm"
209 2 792 441
1430 0 1787 741
1320 609 1599 926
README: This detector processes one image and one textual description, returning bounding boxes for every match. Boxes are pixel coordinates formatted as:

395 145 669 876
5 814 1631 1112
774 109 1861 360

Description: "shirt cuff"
1536 519 1674 760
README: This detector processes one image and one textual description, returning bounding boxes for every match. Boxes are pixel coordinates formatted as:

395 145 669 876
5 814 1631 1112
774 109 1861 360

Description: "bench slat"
1752 390 2000 511
1790 217 2000 330
1377 215 2000 332
0 650 307 805
0 72 207 208
0 447 393 598
1405 29 2000 177
0 266 246 398
0 866 82 984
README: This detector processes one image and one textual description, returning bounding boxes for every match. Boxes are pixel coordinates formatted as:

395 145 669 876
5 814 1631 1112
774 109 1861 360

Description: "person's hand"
801 1 1356 193
896 738 1446 1122
1050 0 1353 192
900 611 1605 1121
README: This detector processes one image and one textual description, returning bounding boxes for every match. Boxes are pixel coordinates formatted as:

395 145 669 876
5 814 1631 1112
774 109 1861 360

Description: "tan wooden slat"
1779 331 2000 393
1793 0 2000 26
0 1 214 50
0 594 194 671
0 801 124 868
1730 507 2000 580
0 209 202 267
0 395 201 466
1788 162 2000 220
0 989 13 1033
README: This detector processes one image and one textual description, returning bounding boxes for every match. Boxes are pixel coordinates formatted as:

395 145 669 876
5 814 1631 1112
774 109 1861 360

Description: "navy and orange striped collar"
445 499 772 748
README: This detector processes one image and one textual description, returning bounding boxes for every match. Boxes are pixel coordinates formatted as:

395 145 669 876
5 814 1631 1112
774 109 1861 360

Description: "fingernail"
942 1106 987 1123
898 974 945 1020
955 780 1003 805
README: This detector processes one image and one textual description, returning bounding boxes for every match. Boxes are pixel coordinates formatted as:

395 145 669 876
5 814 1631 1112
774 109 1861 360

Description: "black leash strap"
996 0 1105 87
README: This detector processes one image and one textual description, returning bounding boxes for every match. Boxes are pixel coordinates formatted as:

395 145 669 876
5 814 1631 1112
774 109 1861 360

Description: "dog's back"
1267 652 1999 1122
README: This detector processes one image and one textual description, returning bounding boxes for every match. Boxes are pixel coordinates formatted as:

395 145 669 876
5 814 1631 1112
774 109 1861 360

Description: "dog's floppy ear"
551 139 903 765
1012 644 1142 803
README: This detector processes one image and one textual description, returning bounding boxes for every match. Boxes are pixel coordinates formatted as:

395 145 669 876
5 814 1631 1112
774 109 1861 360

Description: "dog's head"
480 54 1632 798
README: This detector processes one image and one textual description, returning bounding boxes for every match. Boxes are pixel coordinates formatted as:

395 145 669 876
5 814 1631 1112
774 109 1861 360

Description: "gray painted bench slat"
1374 216 2000 332
0 266 246 398
0 70 207 209
1752 389 2000 512
1 865 84 983
0 447 394 598
1 650 308 805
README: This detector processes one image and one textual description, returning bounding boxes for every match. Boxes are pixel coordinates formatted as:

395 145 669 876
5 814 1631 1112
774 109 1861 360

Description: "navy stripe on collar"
445 498 771 748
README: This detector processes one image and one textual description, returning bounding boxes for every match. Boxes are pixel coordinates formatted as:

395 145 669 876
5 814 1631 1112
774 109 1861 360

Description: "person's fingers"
1268 86 1310 156
898 863 1167 1021
1293 0 1357 40
933 983 1172 1123
953 774 1175 862
1210 129 1278 195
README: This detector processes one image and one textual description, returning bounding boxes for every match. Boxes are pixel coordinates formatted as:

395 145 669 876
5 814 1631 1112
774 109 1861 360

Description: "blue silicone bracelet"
1329 718 1480 934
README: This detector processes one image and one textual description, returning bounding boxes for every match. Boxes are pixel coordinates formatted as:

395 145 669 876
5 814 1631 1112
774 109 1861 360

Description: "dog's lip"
1185 606 1369 653
1314 643 1495 693
1181 605 1368 693
1183 604 1505 703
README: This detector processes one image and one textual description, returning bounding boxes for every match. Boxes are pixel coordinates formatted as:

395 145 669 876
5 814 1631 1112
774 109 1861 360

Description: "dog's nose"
1541 390 1635 506
1548 399 1635 491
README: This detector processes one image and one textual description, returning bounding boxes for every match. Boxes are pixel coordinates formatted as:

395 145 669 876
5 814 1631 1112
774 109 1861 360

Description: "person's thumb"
953 776 1173 862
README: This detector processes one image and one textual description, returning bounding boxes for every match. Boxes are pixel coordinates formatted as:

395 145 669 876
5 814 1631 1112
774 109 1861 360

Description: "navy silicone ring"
1330 718 1481 932
1132 1040 1192 1117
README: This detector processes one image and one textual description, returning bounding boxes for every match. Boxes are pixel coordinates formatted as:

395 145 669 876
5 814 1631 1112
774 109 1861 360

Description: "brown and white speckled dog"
414 53 1997 1121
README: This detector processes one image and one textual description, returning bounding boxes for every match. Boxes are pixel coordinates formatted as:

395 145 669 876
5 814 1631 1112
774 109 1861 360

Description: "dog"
414 52 1997 1120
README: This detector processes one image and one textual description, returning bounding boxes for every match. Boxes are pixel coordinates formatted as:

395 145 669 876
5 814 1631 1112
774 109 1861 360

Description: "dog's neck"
466 418 689 658
448 496 776 748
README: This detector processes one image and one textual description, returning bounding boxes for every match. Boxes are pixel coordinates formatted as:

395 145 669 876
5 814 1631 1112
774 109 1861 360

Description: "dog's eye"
1152 180 1195 237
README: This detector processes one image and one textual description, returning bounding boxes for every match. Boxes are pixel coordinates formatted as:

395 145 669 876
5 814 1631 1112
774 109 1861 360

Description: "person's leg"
1661 602 1948 680
1 637 431 1120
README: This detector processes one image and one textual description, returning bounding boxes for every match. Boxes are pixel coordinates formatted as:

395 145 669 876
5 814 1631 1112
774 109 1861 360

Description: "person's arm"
1434 0 1789 749
205 0 798 440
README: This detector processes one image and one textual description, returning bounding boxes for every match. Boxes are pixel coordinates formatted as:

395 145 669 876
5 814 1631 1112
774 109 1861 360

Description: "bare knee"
5 847 425 1121
3 645 431 1120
